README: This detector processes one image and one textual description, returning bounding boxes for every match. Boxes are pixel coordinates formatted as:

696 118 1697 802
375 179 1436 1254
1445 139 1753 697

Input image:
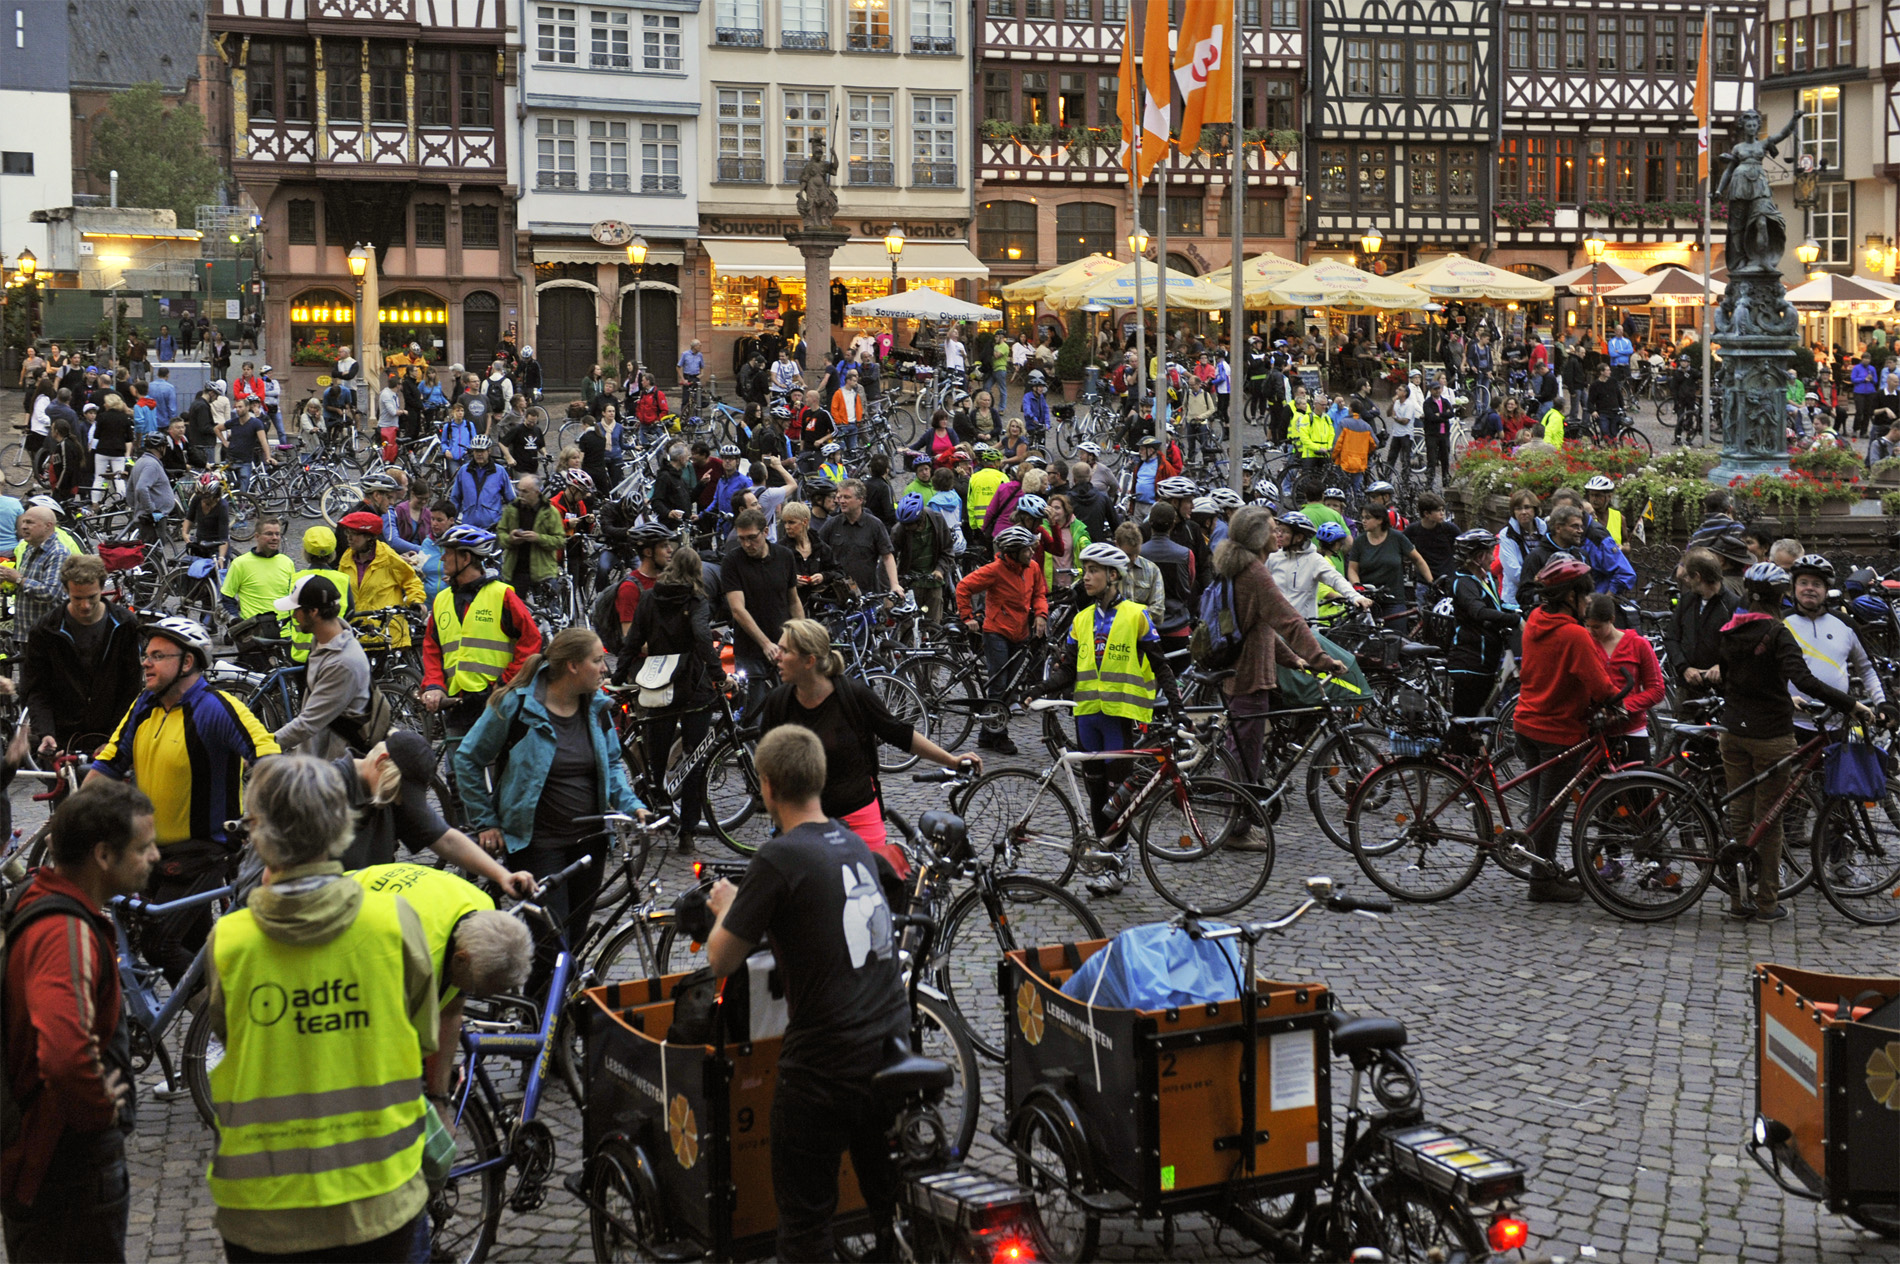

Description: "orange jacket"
955 555 1049 642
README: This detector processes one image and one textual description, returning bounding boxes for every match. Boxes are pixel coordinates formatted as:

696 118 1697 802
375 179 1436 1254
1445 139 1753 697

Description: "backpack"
591 579 631 656
0 884 94 1151
1418 574 1460 652
1189 577 1244 671
485 377 508 416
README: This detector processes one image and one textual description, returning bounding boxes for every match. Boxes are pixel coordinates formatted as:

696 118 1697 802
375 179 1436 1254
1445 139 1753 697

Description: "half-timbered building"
974 0 1305 329
1306 0 1498 272
1490 1 1762 288
209 0 519 398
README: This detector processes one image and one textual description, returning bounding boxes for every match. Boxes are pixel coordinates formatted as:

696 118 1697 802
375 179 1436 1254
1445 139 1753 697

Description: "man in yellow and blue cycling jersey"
86 616 280 983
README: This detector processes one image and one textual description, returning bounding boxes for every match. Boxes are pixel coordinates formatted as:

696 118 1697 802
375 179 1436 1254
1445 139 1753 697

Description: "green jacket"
497 499 565 584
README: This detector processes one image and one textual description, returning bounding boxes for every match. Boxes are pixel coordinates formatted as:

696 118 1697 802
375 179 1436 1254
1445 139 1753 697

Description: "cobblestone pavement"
13 705 1896 1264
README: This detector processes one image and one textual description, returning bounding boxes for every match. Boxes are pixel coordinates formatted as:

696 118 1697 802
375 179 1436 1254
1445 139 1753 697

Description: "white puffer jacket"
1268 545 1355 621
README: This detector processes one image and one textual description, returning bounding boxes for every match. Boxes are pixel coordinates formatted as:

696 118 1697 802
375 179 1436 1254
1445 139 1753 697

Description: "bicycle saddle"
1447 716 1500 730
873 1036 953 1099
1397 641 1439 659
917 810 971 864
1329 1014 1408 1057
1670 722 1727 738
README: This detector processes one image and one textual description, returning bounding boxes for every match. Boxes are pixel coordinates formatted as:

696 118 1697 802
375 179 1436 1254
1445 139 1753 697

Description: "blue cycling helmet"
896 492 926 523
1851 593 1891 623
439 525 500 558
1315 522 1349 546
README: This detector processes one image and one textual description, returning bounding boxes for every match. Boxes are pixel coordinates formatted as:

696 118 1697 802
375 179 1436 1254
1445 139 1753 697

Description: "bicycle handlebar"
534 854 594 900
115 884 236 918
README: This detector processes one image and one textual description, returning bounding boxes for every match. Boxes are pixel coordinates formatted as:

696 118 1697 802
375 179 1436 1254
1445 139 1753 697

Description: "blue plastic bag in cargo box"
1059 923 1243 1009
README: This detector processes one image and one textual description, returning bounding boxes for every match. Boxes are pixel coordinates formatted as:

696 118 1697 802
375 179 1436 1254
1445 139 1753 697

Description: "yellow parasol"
999 254 1122 302
1199 252 1305 307
1042 260 1230 312
1389 253 1555 302
1264 259 1432 312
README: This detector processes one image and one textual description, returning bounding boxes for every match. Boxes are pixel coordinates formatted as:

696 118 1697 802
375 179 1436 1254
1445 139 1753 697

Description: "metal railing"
911 160 958 187
640 174 683 193
780 29 828 49
589 52 632 69
590 172 631 192
714 26 764 46
910 34 955 54
716 156 765 182
845 29 893 51
536 170 579 190
847 160 894 186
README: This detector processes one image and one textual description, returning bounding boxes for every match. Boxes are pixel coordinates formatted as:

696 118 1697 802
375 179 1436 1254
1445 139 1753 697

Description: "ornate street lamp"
1359 224 1384 257
346 243 371 396
1796 238 1821 268
627 235 648 382
884 223 905 340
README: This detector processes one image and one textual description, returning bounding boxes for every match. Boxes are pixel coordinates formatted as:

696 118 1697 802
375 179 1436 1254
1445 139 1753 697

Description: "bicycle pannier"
1823 737 1891 801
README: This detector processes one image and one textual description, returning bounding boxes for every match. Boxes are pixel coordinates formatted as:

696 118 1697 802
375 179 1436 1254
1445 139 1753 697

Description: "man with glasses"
84 617 279 983
0 507 70 637
19 553 143 760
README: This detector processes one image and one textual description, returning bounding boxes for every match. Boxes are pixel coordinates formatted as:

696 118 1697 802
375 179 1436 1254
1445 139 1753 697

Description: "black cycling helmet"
1454 527 1497 559
630 522 676 550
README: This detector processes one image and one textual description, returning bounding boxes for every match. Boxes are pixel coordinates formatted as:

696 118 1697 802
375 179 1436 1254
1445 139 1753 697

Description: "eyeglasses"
140 651 184 664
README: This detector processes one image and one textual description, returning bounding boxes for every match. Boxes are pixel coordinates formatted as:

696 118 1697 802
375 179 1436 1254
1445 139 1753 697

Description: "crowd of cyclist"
2 326 1897 1262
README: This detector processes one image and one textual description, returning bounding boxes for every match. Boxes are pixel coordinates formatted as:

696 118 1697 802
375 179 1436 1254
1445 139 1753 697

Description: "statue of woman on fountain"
1716 109 1801 274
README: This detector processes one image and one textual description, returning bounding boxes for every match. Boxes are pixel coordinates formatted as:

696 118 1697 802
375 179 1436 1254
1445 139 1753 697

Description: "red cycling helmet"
1534 556 1594 602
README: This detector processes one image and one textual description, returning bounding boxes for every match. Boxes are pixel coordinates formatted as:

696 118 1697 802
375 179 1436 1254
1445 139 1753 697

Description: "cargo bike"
570 818 1040 1262
999 877 1535 1263
1746 963 1900 1238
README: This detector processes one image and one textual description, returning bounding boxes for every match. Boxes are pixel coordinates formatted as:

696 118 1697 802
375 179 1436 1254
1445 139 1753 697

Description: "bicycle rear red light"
990 1237 1034 1264
1488 1215 1530 1252
692 861 706 879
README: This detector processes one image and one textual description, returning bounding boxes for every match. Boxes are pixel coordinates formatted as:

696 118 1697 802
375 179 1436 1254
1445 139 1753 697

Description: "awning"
703 238 987 280
532 246 685 266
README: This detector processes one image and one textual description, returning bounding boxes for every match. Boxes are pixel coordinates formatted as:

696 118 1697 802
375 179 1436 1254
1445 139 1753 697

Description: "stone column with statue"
786 135 849 389
1711 108 1803 479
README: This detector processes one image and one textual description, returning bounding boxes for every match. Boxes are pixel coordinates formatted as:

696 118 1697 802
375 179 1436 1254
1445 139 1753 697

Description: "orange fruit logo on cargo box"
1017 980 1045 1046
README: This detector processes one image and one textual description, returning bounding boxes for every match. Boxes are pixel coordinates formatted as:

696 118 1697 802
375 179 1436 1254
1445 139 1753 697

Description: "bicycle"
606 683 774 858
112 878 238 1128
1588 409 1654 456
955 701 1275 915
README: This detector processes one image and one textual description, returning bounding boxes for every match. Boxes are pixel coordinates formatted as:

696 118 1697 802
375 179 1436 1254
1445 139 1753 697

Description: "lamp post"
1582 235 1607 346
1795 239 1822 345
1359 224 1384 262
15 248 38 352
1128 222 1151 413
627 235 648 384
884 223 905 344
346 244 370 408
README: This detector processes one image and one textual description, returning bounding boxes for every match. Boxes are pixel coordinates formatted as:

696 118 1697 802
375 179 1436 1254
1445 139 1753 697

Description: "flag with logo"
1694 16 1711 184
1136 0 1173 185
1174 0 1232 154
1117 4 1139 176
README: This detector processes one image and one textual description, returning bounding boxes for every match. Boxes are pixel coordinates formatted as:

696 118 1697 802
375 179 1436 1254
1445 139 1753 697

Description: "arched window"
1165 252 1199 277
288 288 355 366
1055 202 1116 263
977 200 1037 266
1509 262 1557 280
377 288 449 363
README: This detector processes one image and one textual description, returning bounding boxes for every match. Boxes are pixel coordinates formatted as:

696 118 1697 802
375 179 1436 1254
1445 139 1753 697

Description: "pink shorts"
840 800 909 880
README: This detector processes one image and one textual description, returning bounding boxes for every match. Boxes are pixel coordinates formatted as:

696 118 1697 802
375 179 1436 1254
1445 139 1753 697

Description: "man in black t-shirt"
706 726 909 1263
1403 491 1459 612
720 507 802 712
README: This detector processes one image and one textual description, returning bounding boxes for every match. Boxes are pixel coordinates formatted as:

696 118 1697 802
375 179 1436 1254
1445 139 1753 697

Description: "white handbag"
634 653 683 710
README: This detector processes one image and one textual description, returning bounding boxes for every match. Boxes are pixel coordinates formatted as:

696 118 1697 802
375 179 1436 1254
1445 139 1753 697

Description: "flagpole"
1131 21 1146 422
1699 4 1713 444
1228 0 1246 493
1157 149 1170 444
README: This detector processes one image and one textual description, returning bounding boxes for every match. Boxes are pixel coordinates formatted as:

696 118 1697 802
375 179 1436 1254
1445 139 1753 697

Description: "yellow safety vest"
1602 506 1623 546
1297 410 1335 459
967 467 1006 528
1540 408 1565 446
352 863 493 1008
283 567 357 663
206 893 426 1211
1073 599 1157 722
433 581 513 695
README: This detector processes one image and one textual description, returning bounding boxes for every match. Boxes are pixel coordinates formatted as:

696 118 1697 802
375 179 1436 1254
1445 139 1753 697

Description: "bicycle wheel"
430 1092 504 1264
1571 771 1722 922
1348 759 1490 903
1616 425 1654 456
934 876 1105 1061
1811 793 1900 926
1010 1099 1101 1263
181 1000 226 1131
151 569 223 630
588 1139 670 1263
913 993 981 1162
706 739 767 856
321 480 363 524
865 672 928 773
0 440 34 489
890 405 921 447
226 491 260 542
953 767 1083 887
1136 775 1276 915
1306 726 1389 852
900 653 980 752
1366 1168 1488 1263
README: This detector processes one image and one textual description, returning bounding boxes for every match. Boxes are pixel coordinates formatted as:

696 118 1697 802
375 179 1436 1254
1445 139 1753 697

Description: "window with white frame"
1808 182 1851 267
911 94 956 186
847 0 892 51
536 117 577 188
847 91 893 184
641 13 681 70
1800 86 1841 173
912 0 954 52
715 0 764 45
783 89 829 184
782 0 827 48
537 5 577 63
589 119 629 190
589 8 630 67
641 120 681 192
716 86 765 181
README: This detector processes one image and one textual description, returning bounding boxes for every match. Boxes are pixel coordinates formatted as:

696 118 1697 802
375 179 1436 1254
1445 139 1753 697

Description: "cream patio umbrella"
1389 253 1556 302
1199 251 1305 307
1042 260 1230 312
999 254 1121 302
1549 260 1647 295
1785 273 1897 313
1600 267 1727 306
1264 258 1432 312
846 290 1002 321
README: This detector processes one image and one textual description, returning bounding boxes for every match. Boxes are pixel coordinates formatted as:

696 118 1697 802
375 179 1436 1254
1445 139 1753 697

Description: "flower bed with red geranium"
1728 467 1864 518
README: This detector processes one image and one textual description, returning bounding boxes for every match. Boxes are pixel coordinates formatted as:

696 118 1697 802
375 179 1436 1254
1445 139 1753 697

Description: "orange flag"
1693 16 1711 183
1175 0 1232 153
1136 0 1172 185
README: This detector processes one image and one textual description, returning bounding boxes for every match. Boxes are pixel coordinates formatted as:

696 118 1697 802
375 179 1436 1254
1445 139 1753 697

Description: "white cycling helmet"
1077 441 1103 457
1014 494 1048 520
1191 496 1218 517
143 617 214 672
1211 487 1245 511
1078 542 1129 574
1157 476 1197 499
1584 474 1616 493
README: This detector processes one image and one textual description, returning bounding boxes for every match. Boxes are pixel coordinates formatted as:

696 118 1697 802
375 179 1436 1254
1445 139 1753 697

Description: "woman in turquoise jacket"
454 626 646 969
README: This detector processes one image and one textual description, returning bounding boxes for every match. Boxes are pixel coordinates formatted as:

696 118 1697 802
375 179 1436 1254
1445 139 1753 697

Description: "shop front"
694 215 986 379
